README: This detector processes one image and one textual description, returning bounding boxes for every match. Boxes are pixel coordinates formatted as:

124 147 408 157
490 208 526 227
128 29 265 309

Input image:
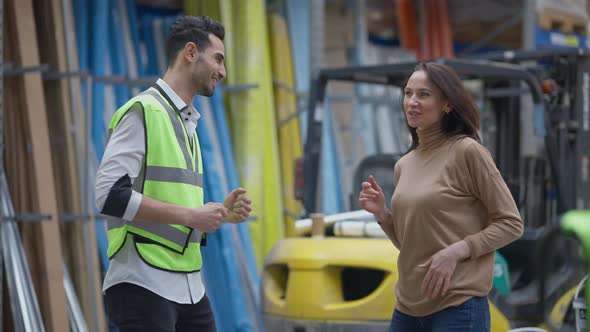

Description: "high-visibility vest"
106 87 205 272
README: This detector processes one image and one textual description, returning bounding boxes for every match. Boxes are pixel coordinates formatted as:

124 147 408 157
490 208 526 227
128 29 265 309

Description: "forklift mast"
475 49 590 213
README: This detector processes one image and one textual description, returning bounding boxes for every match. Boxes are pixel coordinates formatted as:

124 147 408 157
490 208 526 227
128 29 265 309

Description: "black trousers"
105 283 216 332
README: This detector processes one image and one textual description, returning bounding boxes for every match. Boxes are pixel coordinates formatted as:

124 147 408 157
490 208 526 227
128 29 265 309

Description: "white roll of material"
295 210 374 235
333 221 387 238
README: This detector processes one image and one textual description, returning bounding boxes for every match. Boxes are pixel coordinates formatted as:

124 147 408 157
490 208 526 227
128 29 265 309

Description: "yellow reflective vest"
106 87 205 272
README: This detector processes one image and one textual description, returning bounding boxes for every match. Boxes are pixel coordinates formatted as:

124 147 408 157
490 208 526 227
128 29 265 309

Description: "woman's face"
403 70 448 130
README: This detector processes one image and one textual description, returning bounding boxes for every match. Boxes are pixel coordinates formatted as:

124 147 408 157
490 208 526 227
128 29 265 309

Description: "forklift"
537 210 590 332
262 50 590 331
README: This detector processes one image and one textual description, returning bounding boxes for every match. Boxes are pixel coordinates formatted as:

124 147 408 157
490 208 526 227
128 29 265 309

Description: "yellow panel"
263 238 398 320
268 13 303 237
490 301 512 332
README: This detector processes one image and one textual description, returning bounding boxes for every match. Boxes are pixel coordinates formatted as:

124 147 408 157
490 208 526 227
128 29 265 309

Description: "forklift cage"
302 53 590 219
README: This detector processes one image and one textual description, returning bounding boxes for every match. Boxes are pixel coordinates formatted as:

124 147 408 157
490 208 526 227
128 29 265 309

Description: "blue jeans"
388 296 490 332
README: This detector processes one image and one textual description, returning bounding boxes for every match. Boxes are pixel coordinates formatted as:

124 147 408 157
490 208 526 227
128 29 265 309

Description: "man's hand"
223 188 252 223
418 240 471 299
185 202 228 232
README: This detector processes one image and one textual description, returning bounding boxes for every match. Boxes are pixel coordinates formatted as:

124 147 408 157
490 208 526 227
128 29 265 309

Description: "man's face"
191 34 226 97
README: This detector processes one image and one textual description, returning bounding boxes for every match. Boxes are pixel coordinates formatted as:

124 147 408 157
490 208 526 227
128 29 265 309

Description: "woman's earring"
443 105 451 114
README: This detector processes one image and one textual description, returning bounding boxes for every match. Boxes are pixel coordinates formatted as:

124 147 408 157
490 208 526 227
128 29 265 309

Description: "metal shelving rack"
0 0 4 326
1 0 4 171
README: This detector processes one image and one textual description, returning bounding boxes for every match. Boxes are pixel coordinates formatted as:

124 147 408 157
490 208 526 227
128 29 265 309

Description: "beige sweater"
379 125 523 317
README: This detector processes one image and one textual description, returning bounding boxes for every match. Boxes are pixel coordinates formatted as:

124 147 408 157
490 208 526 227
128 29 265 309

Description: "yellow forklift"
262 50 590 331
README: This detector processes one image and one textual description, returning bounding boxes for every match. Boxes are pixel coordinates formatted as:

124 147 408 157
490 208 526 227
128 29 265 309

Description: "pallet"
452 21 523 50
537 8 588 35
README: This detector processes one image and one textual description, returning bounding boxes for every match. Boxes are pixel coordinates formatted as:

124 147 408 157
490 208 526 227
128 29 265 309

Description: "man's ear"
184 42 198 62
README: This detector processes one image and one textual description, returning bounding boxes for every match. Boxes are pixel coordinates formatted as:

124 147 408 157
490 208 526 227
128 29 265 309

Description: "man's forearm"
134 195 189 226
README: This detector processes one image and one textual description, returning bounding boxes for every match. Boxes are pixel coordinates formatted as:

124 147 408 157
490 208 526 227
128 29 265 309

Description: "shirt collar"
155 78 201 120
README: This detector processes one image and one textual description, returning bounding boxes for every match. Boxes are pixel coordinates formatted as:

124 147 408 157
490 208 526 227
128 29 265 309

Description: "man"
95 15 251 332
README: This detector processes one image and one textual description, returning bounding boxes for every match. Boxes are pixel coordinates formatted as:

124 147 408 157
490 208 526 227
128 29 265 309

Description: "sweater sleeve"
462 141 524 259
378 162 402 248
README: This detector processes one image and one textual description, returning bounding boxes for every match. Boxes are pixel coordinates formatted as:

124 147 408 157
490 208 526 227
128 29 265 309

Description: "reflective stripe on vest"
142 89 194 171
107 218 202 247
145 165 203 187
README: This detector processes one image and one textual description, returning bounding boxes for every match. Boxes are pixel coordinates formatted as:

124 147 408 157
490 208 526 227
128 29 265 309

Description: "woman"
359 62 523 331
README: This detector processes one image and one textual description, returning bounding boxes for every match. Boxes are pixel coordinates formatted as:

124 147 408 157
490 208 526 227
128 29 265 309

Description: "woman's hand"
418 240 471 299
359 175 388 221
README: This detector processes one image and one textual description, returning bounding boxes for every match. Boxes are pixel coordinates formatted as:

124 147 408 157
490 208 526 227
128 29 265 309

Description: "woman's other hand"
418 240 471 299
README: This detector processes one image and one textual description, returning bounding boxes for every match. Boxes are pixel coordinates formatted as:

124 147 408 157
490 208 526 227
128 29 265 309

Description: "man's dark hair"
165 15 225 66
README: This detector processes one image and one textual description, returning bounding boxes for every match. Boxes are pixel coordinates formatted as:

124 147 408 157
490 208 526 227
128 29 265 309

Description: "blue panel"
534 23 589 50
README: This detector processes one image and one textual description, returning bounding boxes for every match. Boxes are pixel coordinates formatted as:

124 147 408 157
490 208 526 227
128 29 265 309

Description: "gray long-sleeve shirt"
95 79 205 304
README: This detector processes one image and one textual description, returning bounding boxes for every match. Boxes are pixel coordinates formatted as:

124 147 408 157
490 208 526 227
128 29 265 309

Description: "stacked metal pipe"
0 172 45 332
0 171 90 332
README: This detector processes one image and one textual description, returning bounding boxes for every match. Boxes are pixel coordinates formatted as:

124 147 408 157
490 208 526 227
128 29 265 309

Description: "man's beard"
199 85 214 97
193 73 214 97
197 83 214 97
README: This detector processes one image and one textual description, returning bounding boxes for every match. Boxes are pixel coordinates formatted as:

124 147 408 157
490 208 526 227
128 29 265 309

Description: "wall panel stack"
3 0 68 330
3 0 106 330
32 0 106 330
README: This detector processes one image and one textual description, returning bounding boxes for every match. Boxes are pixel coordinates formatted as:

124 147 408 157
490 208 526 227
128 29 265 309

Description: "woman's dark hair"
165 15 225 67
404 62 480 153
